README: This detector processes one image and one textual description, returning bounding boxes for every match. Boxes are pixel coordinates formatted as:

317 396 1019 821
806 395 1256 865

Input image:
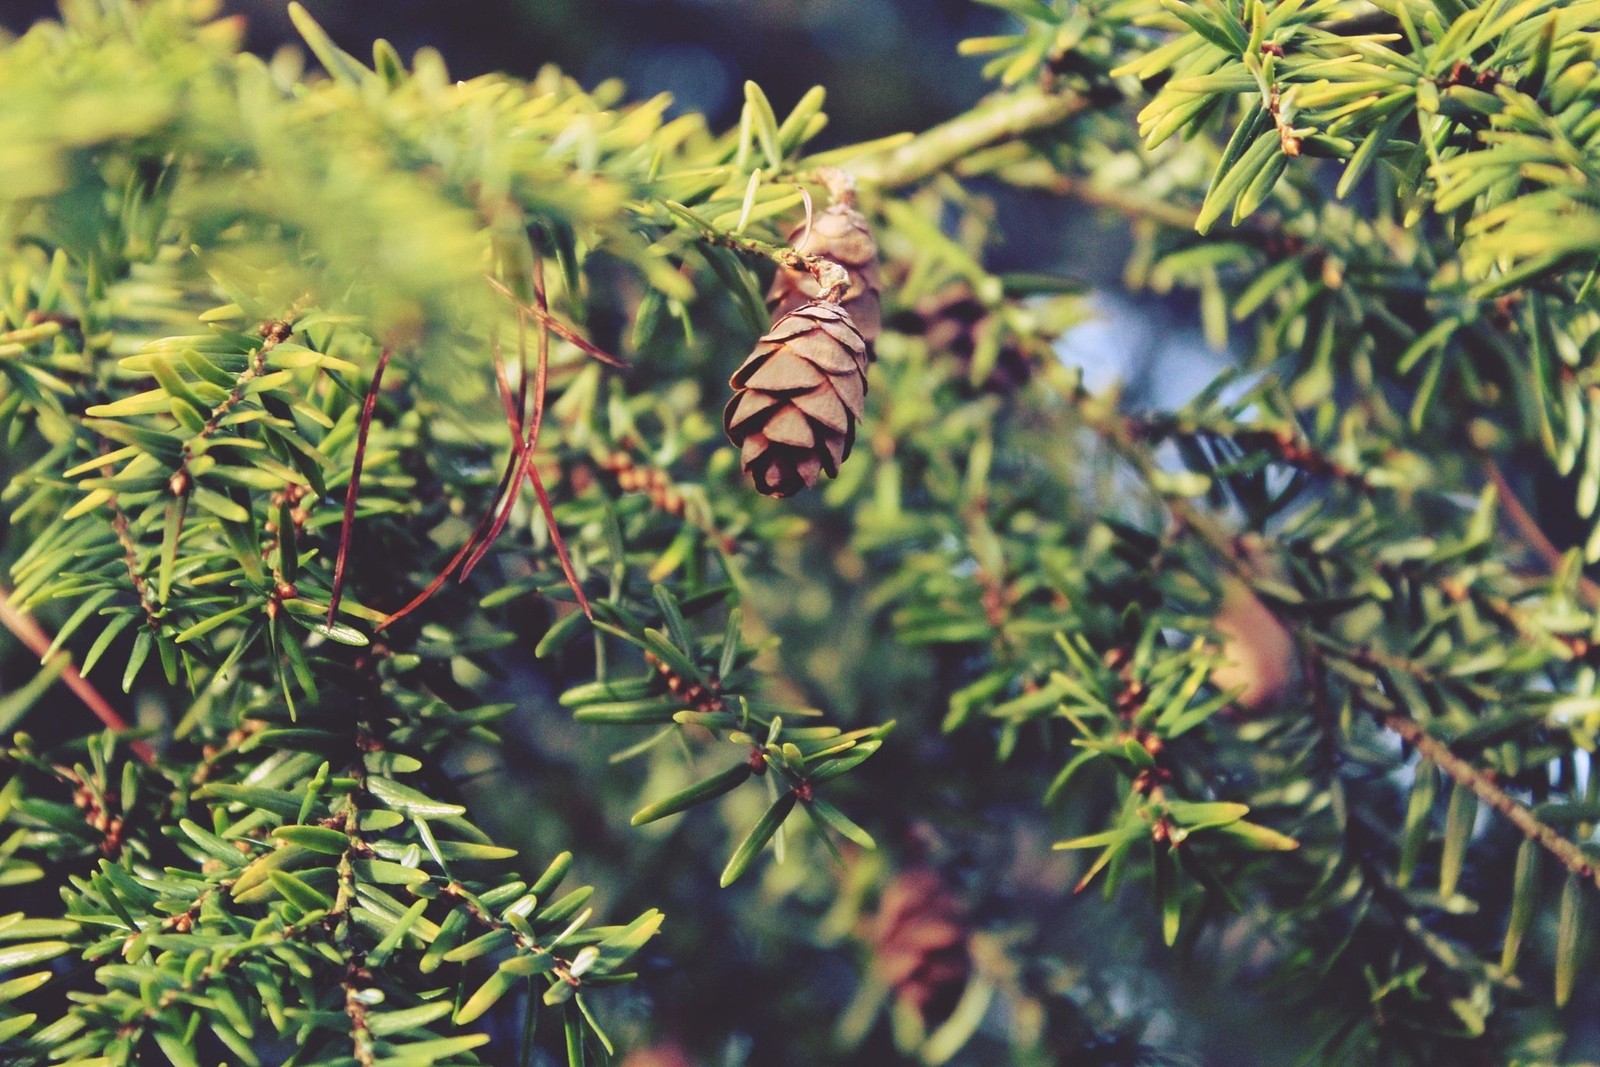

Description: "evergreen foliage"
2 0 1600 1063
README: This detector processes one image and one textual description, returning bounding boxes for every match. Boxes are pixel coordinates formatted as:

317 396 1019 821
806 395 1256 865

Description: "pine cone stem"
680 215 842 293
767 193 882 346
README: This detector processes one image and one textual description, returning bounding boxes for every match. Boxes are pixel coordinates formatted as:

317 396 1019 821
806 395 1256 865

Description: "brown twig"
98 444 160 632
522 257 592 617
327 346 392 627
373 461 516 633
379 265 594 629
685 222 846 296
1482 456 1600 608
462 305 544 580
342 958 376 1067
444 881 584 990
462 422 541 579
483 274 627 369
1266 84 1302 158
0 585 154 763
1380 707 1599 890
374 396 525 632
1080 402 1600 891
527 465 592 618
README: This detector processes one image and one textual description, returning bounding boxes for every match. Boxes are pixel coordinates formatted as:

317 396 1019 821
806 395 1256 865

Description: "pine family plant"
2 0 1600 1064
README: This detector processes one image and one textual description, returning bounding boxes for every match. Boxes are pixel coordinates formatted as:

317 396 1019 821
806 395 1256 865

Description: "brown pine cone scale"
767 202 883 346
725 301 867 497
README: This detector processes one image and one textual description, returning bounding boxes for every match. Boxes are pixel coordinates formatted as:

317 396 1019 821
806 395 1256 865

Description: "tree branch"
0 585 153 763
1482 456 1600 608
327 345 392 626
1076 401 1600 890
854 87 1088 190
1379 706 1599 891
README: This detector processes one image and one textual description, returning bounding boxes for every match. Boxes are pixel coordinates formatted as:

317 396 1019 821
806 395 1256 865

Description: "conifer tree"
2 0 1599 1064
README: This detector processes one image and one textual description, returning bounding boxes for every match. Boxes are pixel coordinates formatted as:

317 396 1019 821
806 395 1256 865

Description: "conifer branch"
854 87 1088 189
328 346 391 626
1379 707 1600 891
1482 456 1600 608
1085 404 1600 895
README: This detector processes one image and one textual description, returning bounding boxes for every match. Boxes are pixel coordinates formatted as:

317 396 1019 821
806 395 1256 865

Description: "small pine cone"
619 1044 694 1067
904 282 1034 394
724 301 867 497
1210 576 1298 713
767 202 883 346
869 867 971 1022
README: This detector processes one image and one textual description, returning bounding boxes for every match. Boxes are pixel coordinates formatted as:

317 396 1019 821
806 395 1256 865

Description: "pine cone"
869 867 971 1022
724 301 867 497
767 202 883 346
1211 576 1298 713
619 1044 694 1067
901 282 1034 394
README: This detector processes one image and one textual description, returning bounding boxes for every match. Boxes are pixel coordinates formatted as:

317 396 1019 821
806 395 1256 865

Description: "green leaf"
808 739 883 782
455 964 519 1026
1164 800 1249 830
272 824 349 854
155 1027 202 1067
178 818 251 864
573 697 682 725
537 608 591 658
0 971 51 1002
1397 760 1436 887
443 928 515 963
776 85 827 154
1501 838 1539 972
535 886 595 925
174 600 259 644
530 851 574 899
366 776 467 818
158 495 187 606
0 654 67 734
1555 871 1585 1007
559 677 656 707
197 783 305 820
1213 820 1299 850
0 942 70 970
231 845 318 901
367 1001 452 1037
1438 780 1478 899
591 909 664 971
1053 827 1136 851
368 898 430 965
1338 108 1406 199
743 81 784 168
720 790 798 887
631 763 753 825
802 796 875 850
191 486 249 523
352 858 430 886
0 917 77 940
287 2 375 86
267 869 333 912
419 908 470 974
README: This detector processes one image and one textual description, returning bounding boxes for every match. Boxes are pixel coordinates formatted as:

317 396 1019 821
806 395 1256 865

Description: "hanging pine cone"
767 201 883 346
895 281 1036 394
868 867 972 1023
724 300 867 497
